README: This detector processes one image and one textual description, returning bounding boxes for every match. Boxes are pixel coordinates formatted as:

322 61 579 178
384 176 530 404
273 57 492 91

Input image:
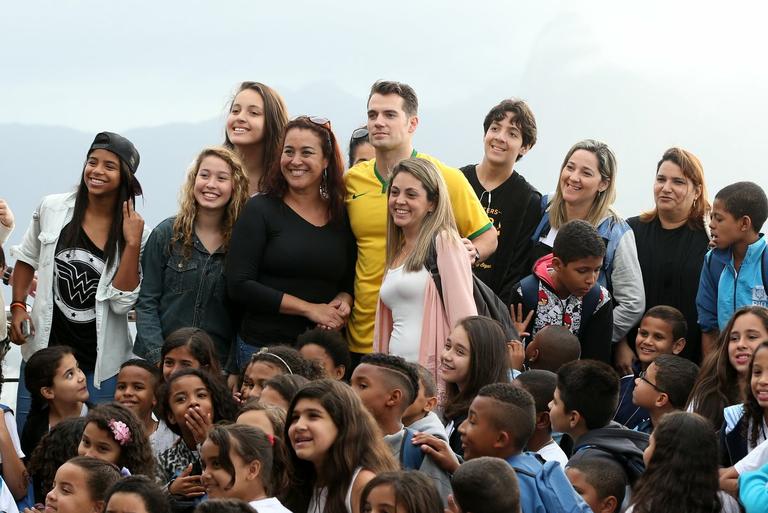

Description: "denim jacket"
134 217 235 365
10 192 150 387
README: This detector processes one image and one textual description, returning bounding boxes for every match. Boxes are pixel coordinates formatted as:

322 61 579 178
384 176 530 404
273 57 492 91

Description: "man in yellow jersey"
344 80 497 364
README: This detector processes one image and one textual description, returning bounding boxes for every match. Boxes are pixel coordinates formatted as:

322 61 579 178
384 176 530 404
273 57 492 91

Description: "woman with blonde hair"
527 140 644 374
374 157 477 379
134 146 249 368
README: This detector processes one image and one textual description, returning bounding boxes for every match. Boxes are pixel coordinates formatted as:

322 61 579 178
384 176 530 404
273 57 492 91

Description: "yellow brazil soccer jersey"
344 151 493 354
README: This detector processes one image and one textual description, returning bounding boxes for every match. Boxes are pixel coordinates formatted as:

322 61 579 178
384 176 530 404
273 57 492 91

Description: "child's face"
105 492 149 513
728 313 768 376
115 365 157 419
288 398 338 465
364 483 409 513
632 363 663 410
259 385 290 411
709 198 746 249
548 387 573 434
201 438 256 500
635 316 684 365
750 348 768 409
565 467 614 513
78 421 121 465
163 345 201 382
553 256 603 298
48 353 89 405
441 325 472 388
483 113 529 167
402 377 435 426
193 156 234 213
300 343 345 380
458 396 505 460
240 361 282 401
351 363 394 421
167 375 214 433
46 462 99 513
237 410 276 437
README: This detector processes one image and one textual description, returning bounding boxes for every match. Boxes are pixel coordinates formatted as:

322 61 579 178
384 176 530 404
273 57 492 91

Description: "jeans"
15 361 117 432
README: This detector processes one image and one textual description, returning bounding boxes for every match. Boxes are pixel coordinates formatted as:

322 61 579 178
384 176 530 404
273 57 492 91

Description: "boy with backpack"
510 219 614 363
350 353 452 503
697 181 768 356
549 360 649 489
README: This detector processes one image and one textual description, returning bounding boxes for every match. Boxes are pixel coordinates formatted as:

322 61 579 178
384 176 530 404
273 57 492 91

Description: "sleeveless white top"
379 265 429 362
308 466 363 513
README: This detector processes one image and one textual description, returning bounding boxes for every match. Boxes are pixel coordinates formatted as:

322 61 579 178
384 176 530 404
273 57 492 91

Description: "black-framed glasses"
351 127 369 140
638 370 665 393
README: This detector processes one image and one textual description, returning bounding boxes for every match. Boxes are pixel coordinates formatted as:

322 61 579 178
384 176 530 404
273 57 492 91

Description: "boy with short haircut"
522 326 581 372
514 369 568 466
350 353 451 502
698 181 768 356
510 219 614 363
614 305 687 429
450 456 521 513
631 354 699 433
565 457 626 513
402 363 444 439
549 360 649 488
457 383 590 513
460 99 542 301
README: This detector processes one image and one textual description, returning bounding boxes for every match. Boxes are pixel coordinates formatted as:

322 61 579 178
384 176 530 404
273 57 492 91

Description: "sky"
1 0 767 227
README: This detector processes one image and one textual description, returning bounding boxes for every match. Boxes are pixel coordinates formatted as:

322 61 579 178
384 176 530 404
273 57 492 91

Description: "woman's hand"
9 307 33 345
509 303 533 340
122 200 144 247
507 340 525 371
306 303 345 330
411 432 461 474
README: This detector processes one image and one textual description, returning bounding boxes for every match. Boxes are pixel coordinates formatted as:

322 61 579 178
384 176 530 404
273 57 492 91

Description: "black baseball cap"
88 132 142 195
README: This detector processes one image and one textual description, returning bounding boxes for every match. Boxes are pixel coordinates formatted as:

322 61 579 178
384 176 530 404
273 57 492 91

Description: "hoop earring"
320 169 329 200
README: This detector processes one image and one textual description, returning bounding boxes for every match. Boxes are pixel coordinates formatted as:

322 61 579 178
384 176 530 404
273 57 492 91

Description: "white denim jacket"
10 192 150 387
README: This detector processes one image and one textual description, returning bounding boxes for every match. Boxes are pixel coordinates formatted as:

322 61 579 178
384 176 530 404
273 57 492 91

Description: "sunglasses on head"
293 115 331 130
351 127 369 140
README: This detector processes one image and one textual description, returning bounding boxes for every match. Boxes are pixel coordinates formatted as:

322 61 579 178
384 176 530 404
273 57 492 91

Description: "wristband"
10 302 27 312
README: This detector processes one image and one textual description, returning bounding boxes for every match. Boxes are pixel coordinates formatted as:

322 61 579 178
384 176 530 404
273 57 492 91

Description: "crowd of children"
1 78 768 513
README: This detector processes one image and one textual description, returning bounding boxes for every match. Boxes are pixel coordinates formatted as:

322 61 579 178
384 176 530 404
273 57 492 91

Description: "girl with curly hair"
77 402 155 479
134 146 249 373
628 412 739 513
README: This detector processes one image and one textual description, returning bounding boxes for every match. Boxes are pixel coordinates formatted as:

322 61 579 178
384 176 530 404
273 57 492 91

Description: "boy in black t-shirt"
461 99 542 302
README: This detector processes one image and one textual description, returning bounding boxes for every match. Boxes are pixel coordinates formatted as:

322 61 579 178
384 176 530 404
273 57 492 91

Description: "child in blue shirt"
697 181 768 356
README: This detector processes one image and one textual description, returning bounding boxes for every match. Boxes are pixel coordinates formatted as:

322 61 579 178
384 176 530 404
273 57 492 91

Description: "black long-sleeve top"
226 195 356 346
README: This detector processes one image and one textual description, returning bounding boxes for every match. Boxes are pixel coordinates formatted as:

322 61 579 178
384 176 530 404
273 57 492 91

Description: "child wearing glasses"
614 306 687 430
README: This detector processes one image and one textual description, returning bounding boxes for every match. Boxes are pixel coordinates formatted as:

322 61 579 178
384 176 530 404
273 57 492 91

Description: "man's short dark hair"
410 363 437 398
452 457 520 513
653 355 700 409
483 98 537 155
553 219 606 265
359 353 420 406
477 383 536 450
530 326 581 372
715 181 768 232
567 456 626 505
515 370 557 414
557 360 619 429
643 305 687 341
368 80 418 116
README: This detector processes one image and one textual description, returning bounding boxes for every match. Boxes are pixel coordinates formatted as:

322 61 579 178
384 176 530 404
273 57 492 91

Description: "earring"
319 169 329 200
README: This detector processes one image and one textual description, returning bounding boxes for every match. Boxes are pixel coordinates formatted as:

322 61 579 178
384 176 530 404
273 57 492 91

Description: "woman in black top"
627 147 711 363
226 116 356 370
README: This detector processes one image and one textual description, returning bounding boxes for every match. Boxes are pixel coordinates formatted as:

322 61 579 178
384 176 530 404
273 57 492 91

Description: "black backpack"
425 240 518 340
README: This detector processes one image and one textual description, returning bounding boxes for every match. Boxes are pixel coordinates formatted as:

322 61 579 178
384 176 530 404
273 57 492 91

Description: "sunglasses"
293 115 331 130
351 127 369 140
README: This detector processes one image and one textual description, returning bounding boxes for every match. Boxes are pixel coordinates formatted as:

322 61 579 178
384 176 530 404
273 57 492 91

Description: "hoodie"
384 427 452 505
510 254 614 363
569 421 649 486
407 411 448 439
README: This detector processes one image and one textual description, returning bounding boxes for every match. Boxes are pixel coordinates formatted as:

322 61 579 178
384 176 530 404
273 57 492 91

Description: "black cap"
88 132 142 195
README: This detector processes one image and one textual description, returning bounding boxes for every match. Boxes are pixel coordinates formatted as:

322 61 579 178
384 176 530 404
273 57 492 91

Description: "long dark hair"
24 345 76 418
59 152 141 266
262 116 347 224
444 316 511 420
27 417 87 503
360 471 443 513
630 412 722 513
103 476 170 513
743 341 768 447
161 327 223 379
285 380 398 513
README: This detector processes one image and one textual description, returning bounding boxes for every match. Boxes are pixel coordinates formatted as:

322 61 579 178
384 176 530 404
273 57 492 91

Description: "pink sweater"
374 231 477 382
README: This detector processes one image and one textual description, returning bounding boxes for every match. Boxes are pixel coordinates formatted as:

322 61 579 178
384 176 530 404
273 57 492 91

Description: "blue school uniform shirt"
697 236 767 332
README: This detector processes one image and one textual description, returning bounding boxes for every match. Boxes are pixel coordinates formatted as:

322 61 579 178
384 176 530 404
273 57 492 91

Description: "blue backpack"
703 247 768 305
511 458 592 513
399 427 426 470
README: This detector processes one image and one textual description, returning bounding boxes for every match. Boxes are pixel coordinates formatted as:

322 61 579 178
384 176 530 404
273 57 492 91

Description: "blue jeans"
15 361 117 432
235 337 264 371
